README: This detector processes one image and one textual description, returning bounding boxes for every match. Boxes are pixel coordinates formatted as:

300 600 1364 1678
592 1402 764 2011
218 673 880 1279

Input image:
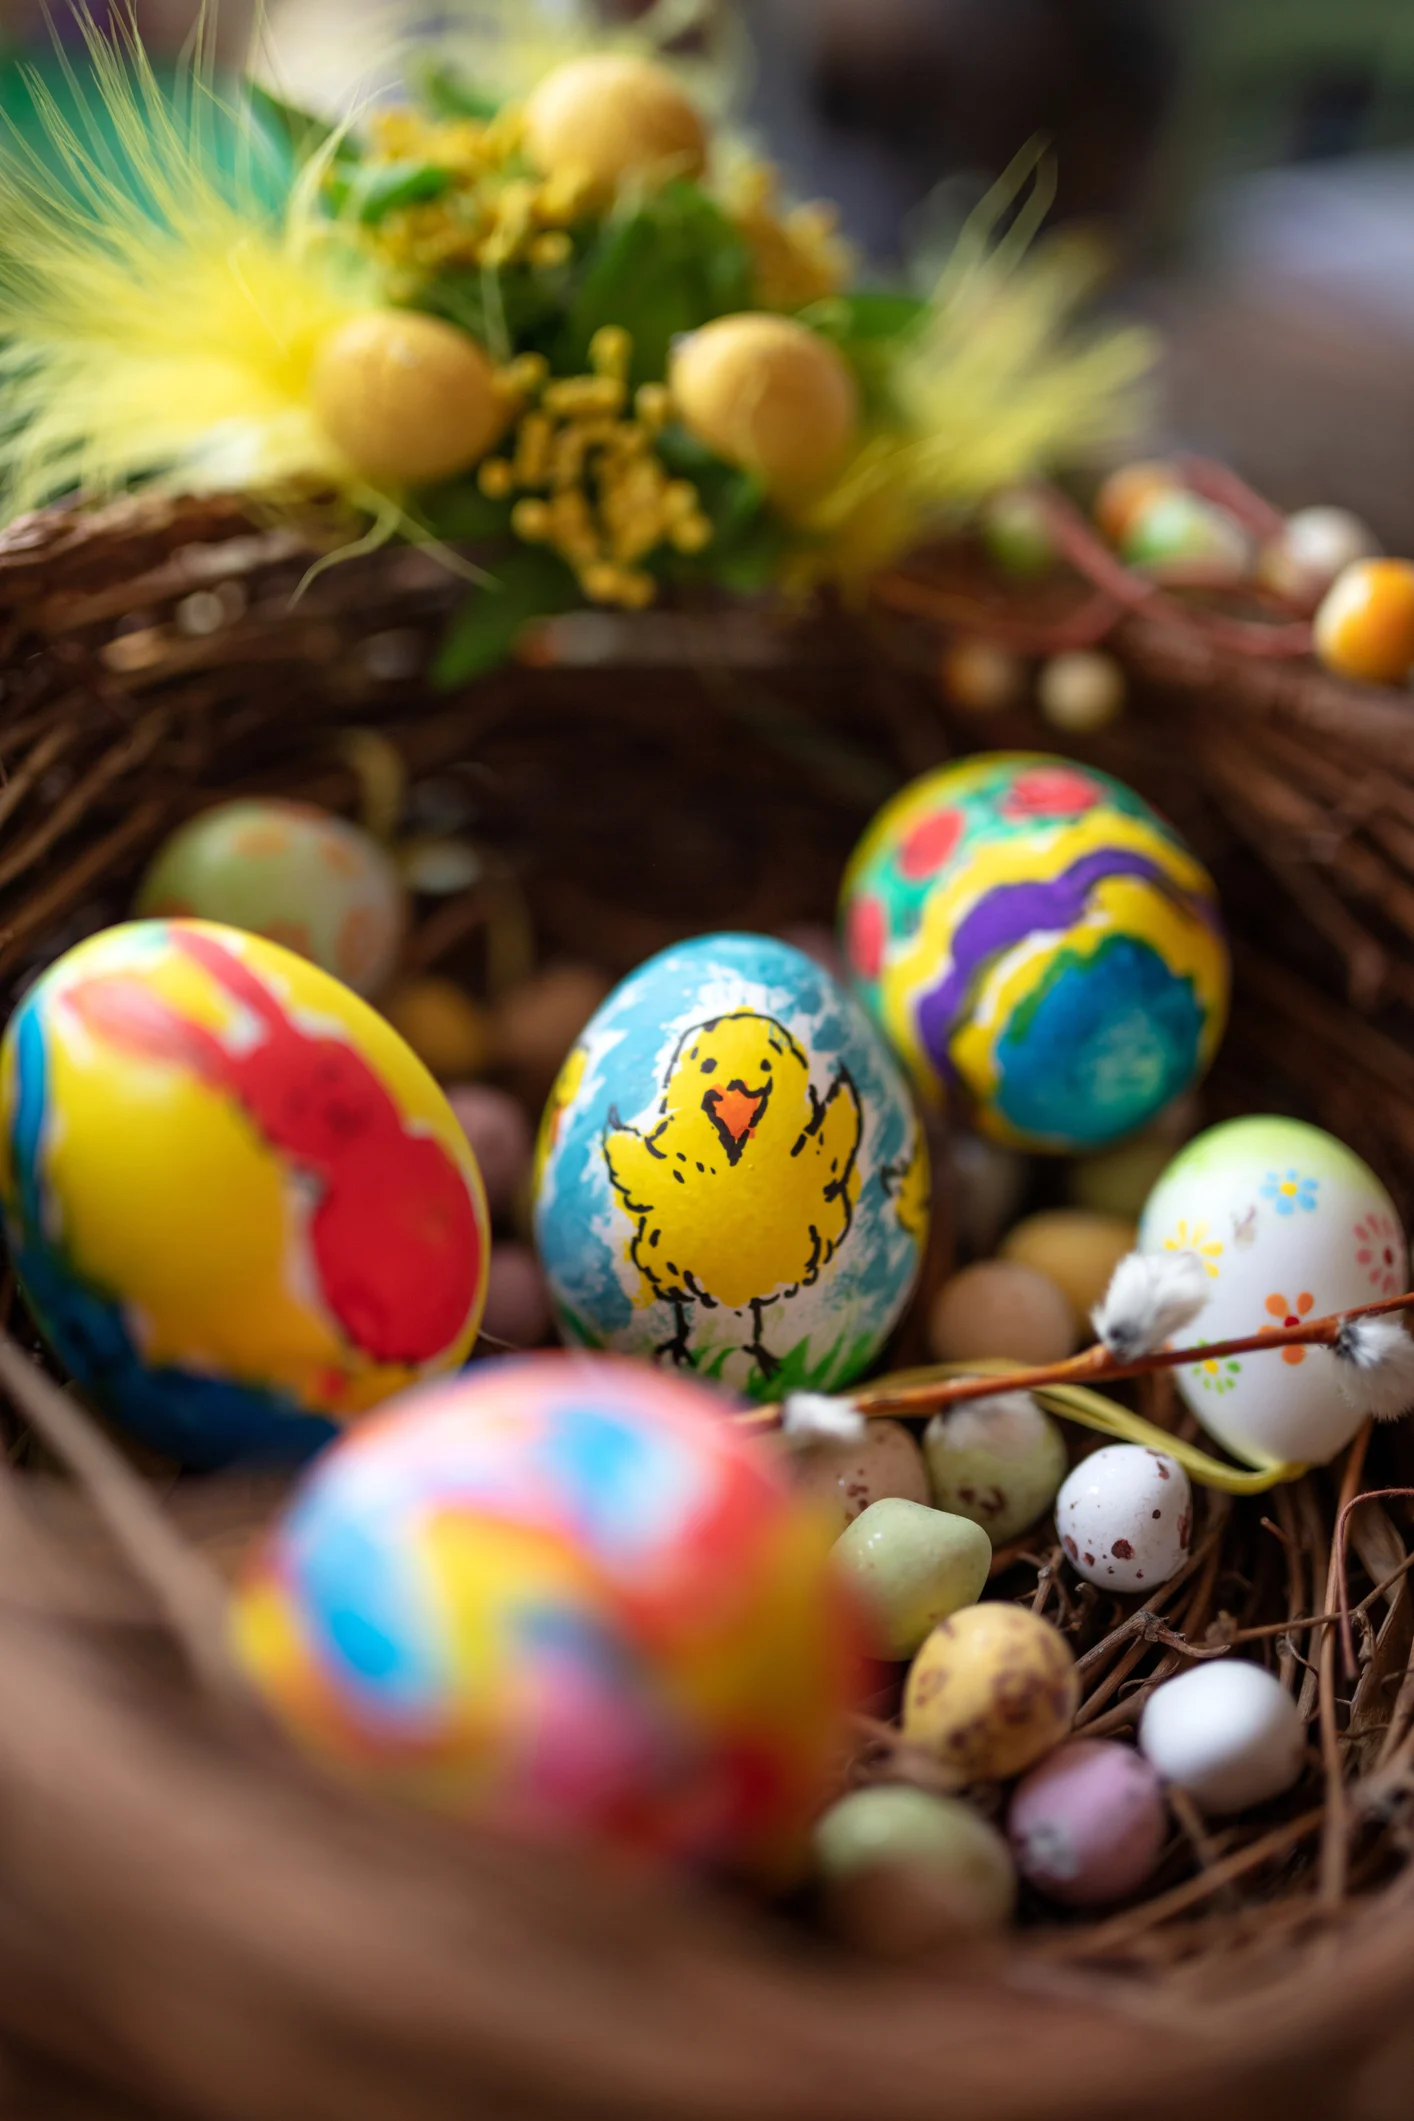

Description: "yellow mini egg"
1000 1209 1136 1333
669 315 859 501
135 798 406 997
1036 650 1126 734
382 976 493 1080
1313 558 1414 685
0 921 490 1468
523 54 707 195
903 1603 1078 1780
312 311 504 488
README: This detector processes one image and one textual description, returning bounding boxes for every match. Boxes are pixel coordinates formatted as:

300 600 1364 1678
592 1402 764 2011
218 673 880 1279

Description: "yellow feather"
0 15 385 515
799 151 1156 586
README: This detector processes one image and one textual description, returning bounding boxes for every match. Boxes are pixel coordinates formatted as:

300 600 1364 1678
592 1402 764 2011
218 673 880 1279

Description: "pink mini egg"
1008 1738 1167 1906
482 1242 552 1346
447 1083 533 1218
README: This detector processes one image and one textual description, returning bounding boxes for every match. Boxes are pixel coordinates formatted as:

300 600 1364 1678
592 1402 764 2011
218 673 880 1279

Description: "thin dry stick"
745 1286 1414 1437
0 1335 238 1706
1319 1426 1372 1905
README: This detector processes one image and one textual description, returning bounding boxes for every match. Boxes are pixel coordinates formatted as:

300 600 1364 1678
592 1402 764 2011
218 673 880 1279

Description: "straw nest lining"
1 494 1414 2120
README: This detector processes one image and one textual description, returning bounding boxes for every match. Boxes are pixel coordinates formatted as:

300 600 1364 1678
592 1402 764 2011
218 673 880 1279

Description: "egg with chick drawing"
533 934 927 1400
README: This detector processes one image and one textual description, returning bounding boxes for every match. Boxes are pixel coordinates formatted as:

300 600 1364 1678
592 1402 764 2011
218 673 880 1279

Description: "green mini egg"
814 1785 1016 1948
136 799 407 997
924 1391 1068 1546
833 1498 991 1659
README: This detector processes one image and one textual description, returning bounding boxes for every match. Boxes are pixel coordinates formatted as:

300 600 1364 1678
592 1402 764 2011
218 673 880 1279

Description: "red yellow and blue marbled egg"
0 920 488 1467
232 1354 864 1869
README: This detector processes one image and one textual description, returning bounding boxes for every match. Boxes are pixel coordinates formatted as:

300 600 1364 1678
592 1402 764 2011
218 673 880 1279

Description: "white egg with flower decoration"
1138 1116 1407 1466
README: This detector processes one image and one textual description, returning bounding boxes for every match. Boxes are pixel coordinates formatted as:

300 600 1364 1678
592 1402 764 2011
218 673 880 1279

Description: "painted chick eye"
699 1058 717 1075
760 1058 772 1071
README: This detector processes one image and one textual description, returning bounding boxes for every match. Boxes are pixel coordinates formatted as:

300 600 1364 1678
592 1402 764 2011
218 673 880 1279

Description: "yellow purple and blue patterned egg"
0 920 489 1468
840 754 1229 1152
232 1354 866 1869
135 799 406 996
533 933 927 1402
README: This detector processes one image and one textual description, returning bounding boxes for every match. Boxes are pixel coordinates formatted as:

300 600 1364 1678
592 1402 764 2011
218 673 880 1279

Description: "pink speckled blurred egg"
1008 1738 1167 1905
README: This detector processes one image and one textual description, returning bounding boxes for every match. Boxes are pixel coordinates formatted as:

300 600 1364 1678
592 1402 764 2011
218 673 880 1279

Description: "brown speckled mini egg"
903 1603 1078 1781
791 1418 930 1532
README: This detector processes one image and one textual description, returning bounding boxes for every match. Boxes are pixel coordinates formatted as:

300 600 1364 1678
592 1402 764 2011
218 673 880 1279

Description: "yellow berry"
581 561 625 603
478 458 514 499
1093 459 1180 546
529 230 573 269
513 413 552 486
662 479 698 522
511 498 552 540
522 55 707 195
505 353 549 396
311 311 504 488
617 569 656 609
1314 558 1414 684
635 382 673 430
589 325 633 377
668 313 859 500
670 512 713 554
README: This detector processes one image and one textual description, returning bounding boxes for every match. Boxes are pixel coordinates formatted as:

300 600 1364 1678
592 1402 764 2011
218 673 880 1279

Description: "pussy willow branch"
743 1287 1414 1431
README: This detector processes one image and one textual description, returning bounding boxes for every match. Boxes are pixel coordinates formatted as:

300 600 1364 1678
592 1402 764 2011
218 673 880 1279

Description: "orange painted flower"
1263 1290 1314 1365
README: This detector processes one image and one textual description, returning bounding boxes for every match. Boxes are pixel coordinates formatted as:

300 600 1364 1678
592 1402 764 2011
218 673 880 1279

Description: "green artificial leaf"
417 256 576 362
328 158 452 224
803 289 928 345
413 59 504 123
561 182 754 382
418 482 512 544
435 547 581 685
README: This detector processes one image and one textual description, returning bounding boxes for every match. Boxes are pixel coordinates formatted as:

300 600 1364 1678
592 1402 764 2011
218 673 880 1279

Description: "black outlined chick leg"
744 1297 780 1379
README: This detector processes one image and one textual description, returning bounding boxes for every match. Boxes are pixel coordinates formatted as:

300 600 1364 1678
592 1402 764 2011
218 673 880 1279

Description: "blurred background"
6 0 1414 542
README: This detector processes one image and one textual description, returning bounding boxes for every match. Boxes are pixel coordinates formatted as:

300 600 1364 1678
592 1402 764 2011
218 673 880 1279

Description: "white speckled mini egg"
1056 1445 1191 1592
1138 1116 1407 1466
1139 1660 1305 1814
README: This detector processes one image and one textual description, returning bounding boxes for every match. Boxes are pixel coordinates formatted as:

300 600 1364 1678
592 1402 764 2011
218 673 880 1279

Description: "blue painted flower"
1261 1169 1319 1217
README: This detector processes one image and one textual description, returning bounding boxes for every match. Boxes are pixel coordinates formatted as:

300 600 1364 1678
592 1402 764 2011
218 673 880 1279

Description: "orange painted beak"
705 1082 767 1146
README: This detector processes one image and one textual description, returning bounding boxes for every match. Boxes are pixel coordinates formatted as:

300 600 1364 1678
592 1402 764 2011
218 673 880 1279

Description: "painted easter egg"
135 799 407 996
532 934 928 1401
839 755 1229 1152
0 921 489 1468
232 1353 865 1869
1138 1116 1406 1466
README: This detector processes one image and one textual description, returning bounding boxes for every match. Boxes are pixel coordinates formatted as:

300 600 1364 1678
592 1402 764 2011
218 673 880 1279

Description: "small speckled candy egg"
1138 1115 1407 1465
903 1603 1078 1781
1008 1738 1167 1905
791 1418 930 1532
833 1498 991 1659
480 1242 552 1347
137 800 407 997
233 1354 866 1870
840 755 1228 1152
1056 1445 1191 1592
1139 1660 1305 1814
534 934 927 1401
1258 506 1379 606
924 1391 1068 1546
382 977 492 1081
815 1785 1016 1947
928 1260 1075 1366
446 1083 533 1218
1121 491 1252 580
0 920 489 1467
1036 650 1126 735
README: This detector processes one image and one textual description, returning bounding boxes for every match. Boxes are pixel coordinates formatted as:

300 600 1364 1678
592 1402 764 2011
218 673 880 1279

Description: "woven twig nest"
2 492 1414 2121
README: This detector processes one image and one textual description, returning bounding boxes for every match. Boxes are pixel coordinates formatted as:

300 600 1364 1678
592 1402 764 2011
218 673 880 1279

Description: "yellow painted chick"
603 1010 862 1376
881 1132 931 1246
